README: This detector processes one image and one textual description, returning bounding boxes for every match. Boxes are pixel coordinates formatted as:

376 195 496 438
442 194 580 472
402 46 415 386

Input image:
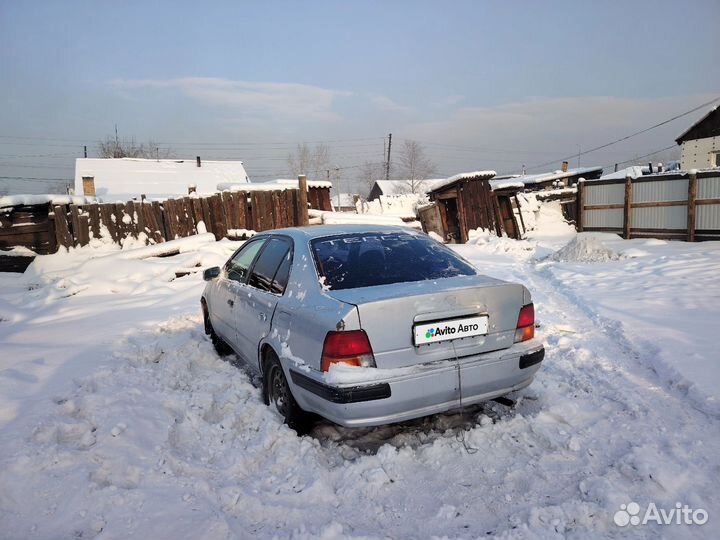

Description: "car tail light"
515 303 535 343
321 330 376 372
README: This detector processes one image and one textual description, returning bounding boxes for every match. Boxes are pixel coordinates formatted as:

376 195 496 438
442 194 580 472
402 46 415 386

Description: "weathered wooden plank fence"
1 183 332 257
577 170 720 241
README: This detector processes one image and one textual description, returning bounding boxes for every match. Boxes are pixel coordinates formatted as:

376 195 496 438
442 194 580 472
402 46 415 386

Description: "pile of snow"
0 246 37 256
550 233 619 263
466 227 536 256
356 193 426 219
513 195 577 254
308 209 410 227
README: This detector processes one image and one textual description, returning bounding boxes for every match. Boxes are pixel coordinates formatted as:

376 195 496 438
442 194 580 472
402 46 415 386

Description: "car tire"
263 351 311 434
202 302 232 356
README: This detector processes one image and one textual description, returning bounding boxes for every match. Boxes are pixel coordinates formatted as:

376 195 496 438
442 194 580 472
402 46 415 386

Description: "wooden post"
297 175 309 226
687 170 698 242
623 175 633 239
514 194 526 235
53 205 73 249
576 180 584 232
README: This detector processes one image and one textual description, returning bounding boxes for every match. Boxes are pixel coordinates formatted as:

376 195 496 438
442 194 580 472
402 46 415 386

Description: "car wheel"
264 351 311 434
202 303 232 356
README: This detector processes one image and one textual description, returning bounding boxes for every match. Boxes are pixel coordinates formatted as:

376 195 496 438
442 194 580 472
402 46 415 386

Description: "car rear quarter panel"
262 237 360 374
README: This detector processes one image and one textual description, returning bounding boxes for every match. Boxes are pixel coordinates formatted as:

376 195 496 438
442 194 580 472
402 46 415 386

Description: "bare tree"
396 140 437 193
97 137 171 159
357 160 386 194
286 143 332 180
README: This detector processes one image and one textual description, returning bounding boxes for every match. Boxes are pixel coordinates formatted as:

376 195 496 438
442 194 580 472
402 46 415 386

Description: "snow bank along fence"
0 181 332 259
577 170 720 241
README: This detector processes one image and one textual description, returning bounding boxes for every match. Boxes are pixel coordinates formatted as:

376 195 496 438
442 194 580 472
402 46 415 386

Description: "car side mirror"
203 266 221 281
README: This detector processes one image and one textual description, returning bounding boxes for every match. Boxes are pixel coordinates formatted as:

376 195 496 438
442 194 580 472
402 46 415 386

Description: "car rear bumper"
289 339 545 427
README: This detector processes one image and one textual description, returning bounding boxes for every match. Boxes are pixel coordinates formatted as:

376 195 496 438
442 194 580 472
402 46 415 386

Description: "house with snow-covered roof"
74 157 250 201
675 106 720 170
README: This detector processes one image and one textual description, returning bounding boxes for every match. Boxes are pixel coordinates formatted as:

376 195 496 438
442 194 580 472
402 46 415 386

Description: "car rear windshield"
311 232 476 290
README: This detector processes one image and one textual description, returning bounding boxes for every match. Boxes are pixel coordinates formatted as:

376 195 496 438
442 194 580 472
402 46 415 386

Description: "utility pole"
385 133 392 180
335 166 341 208
114 124 119 157
83 145 87 158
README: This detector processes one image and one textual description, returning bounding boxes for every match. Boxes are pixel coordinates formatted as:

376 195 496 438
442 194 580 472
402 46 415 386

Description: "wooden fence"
577 170 720 241
1 185 332 255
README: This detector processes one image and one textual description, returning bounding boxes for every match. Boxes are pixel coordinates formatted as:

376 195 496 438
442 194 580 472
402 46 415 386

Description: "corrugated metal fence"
577 170 720 241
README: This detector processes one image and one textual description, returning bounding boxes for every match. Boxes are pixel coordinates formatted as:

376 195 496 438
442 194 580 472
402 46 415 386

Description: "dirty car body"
201 224 544 428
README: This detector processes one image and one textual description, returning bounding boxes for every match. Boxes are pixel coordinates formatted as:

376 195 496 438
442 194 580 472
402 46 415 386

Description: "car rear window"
311 232 476 290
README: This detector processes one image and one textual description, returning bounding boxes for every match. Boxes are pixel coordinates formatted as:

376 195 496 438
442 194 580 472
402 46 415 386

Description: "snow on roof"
514 166 602 186
372 179 443 196
599 166 647 180
0 194 96 210
490 180 525 191
428 170 497 193
272 178 333 189
74 158 250 201
489 174 523 190
217 178 332 192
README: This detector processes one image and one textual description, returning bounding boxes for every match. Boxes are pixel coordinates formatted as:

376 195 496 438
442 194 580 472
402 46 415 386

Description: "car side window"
225 238 266 283
271 251 292 294
248 237 292 294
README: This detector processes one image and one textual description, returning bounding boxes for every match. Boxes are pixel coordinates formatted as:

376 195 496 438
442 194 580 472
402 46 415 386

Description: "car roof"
255 224 419 241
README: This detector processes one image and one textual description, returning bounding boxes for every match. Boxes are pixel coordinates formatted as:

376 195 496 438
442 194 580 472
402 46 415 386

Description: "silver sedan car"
201 225 544 431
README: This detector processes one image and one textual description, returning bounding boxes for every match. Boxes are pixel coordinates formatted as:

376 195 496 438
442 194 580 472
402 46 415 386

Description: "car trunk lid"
327 275 524 369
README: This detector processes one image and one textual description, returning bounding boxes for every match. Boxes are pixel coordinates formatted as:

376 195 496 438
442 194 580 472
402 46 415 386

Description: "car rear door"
209 237 267 347
234 236 293 370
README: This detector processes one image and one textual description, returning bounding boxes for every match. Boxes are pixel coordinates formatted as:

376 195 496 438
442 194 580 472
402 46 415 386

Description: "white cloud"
366 93 413 115
112 77 352 123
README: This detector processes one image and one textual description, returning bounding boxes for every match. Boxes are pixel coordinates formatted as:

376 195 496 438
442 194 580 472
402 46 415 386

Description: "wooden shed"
420 171 522 243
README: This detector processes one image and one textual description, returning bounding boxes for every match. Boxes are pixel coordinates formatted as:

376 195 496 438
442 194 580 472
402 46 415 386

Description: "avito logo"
425 322 480 340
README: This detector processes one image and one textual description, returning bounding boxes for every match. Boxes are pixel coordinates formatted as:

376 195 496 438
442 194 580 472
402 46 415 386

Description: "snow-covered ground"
1 205 719 539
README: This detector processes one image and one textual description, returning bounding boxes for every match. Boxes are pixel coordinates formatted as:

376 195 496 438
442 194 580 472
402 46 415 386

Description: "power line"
0 176 72 183
395 138 551 155
602 144 678 170
524 96 720 172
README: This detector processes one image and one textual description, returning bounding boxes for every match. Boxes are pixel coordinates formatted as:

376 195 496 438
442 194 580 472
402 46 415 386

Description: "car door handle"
227 299 234 307
258 312 267 322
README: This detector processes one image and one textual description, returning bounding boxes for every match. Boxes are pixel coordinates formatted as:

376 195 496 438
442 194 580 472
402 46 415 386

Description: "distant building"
675 106 720 170
330 192 358 212
74 157 250 201
367 179 442 201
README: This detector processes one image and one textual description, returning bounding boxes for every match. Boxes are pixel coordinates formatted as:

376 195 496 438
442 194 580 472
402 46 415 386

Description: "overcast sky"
1 0 719 193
